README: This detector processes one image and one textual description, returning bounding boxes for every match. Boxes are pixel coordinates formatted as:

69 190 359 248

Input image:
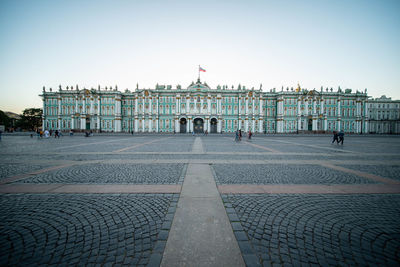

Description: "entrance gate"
180 118 187 133
210 118 217 133
193 118 204 133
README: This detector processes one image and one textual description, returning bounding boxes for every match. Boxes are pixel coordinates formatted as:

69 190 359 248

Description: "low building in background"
39 80 400 134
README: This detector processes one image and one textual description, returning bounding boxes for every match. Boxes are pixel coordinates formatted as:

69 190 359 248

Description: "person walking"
338 131 344 145
248 130 252 140
239 130 242 141
235 130 239 141
332 131 339 144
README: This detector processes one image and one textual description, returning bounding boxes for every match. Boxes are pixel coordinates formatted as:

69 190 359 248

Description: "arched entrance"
193 118 204 133
180 118 187 133
308 118 312 131
210 118 217 133
86 117 91 130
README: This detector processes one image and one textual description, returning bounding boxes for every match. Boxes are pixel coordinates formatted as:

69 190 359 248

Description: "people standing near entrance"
248 130 252 140
338 131 344 145
332 131 339 144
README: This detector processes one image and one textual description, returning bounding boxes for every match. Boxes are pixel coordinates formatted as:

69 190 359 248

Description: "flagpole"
198 65 200 81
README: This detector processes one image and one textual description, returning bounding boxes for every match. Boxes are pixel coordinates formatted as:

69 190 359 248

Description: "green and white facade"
40 80 400 134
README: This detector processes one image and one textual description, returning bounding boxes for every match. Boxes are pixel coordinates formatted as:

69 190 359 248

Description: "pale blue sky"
1 0 399 113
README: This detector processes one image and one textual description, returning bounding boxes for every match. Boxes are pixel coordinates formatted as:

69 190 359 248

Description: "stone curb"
221 194 262 267
147 194 180 267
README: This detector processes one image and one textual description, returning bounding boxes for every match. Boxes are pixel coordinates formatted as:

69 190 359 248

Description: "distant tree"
16 108 42 131
0 110 11 128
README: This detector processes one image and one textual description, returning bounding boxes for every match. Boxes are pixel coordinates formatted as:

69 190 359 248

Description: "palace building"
40 79 400 134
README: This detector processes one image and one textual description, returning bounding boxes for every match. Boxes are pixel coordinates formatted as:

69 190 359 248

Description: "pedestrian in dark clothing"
338 131 344 145
54 130 59 138
332 131 339 144
239 130 242 141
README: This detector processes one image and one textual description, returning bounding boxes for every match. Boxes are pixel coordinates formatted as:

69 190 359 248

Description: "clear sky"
1 0 399 113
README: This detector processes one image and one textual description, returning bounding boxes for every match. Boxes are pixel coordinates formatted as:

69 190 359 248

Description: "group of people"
332 131 345 145
235 129 252 141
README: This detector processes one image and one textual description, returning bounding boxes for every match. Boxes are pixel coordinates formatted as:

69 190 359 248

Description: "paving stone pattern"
16 163 186 184
212 164 378 184
222 194 400 266
0 194 178 266
338 164 400 181
0 163 50 180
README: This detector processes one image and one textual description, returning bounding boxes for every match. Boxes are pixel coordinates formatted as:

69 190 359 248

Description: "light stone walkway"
161 163 245 267
161 137 244 267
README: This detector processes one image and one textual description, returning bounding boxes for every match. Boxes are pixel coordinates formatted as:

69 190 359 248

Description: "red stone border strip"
0 184 182 194
223 136 281 153
0 164 75 185
218 184 400 194
320 163 400 185
244 141 281 153
57 137 134 150
113 137 172 153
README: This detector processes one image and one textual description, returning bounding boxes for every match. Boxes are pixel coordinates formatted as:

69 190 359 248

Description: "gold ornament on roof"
296 83 301 92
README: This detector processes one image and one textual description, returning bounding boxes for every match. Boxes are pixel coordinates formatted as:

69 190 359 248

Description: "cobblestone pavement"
0 134 400 266
222 194 400 266
0 194 178 266
336 164 400 181
0 163 51 180
212 164 378 185
16 163 186 184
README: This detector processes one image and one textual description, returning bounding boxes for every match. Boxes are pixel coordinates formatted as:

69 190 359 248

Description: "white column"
245 97 249 115
252 97 255 115
156 96 159 133
187 118 190 133
149 119 153 132
142 117 145 132
238 97 241 116
238 119 242 130
320 98 324 115
175 118 179 132
207 95 211 114
82 97 86 114
175 96 179 114
75 96 79 113
200 97 203 114
189 118 193 132
252 119 255 132
258 119 263 133
207 118 210 132
186 96 190 114
217 119 222 133
156 119 159 133
259 98 263 115
297 98 301 116
245 119 248 132
90 97 94 115
81 116 85 130
71 116 74 130
97 117 100 131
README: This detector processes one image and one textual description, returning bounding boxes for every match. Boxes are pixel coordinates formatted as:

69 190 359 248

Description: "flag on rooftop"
199 66 206 72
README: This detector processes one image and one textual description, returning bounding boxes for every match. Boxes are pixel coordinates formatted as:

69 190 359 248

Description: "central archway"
210 118 218 133
180 118 187 133
193 118 204 133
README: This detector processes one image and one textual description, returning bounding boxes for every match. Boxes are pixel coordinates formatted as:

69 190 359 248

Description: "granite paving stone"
223 194 400 266
213 164 377 184
0 194 177 266
16 163 186 184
